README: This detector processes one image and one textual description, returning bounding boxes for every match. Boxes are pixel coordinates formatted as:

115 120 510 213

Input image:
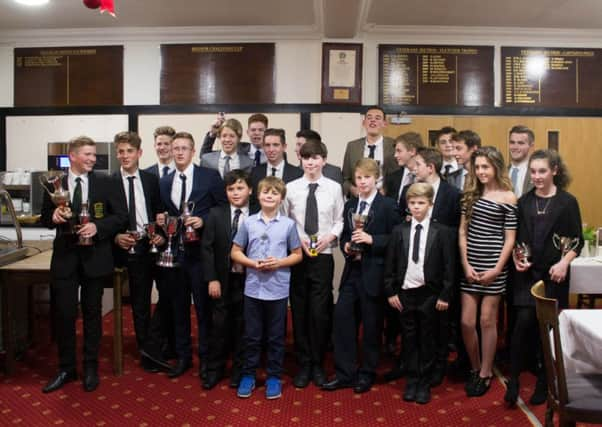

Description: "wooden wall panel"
384 116 602 227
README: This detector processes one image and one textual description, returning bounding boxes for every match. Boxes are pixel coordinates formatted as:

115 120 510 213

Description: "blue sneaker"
237 375 255 398
265 376 282 400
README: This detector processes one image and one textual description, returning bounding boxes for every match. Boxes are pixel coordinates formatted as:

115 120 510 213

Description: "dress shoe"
168 359 191 378
353 377 373 394
140 349 173 371
199 362 208 381
229 370 242 388
312 366 327 387
415 384 431 404
83 368 99 392
141 356 160 373
42 371 77 393
504 377 520 405
430 364 446 387
529 377 547 405
384 364 405 382
202 372 223 390
322 377 353 391
293 366 312 388
403 382 418 402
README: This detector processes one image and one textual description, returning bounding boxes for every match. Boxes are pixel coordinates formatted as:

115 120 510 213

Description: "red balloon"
83 0 101 9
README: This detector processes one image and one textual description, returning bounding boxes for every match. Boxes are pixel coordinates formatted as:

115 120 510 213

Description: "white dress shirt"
403 216 430 290
285 175 344 254
266 160 285 180
171 162 194 209
219 151 240 177
441 159 459 175
68 169 89 205
121 168 149 232
510 160 529 198
158 161 176 178
364 136 384 189
459 168 468 190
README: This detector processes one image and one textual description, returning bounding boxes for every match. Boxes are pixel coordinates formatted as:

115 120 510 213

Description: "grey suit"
446 168 466 192
341 137 397 197
200 151 253 177
509 164 534 197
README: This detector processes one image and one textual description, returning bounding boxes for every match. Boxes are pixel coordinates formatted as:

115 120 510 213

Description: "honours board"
502 47 602 108
14 46 123 107
379 45 494 107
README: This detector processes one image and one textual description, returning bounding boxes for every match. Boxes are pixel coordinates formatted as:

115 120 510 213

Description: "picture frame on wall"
321 43 362 105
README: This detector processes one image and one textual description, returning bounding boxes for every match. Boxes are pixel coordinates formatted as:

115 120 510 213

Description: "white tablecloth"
569 257 602 294
559 309 602 374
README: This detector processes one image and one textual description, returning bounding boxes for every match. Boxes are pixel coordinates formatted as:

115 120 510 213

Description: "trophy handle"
552 233 561 248
39 174 54 197
187 201 195 213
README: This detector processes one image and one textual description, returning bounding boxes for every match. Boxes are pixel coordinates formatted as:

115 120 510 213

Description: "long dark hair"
529 149 571 190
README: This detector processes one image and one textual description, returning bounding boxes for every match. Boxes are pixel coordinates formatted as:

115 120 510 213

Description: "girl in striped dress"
459 146 517 397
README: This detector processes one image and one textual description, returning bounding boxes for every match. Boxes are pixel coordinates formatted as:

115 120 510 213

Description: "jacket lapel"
401 222 411 263
164 170 179 213
87 172 97 204
424 224 437 265
139 171 154 219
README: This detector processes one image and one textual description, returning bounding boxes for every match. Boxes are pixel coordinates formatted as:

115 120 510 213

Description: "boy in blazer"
323 159 401 394
384 132 424 207
384 183 455 404
200 119 253 177
41 136 128 393
144 126 176 178
201 170 256 390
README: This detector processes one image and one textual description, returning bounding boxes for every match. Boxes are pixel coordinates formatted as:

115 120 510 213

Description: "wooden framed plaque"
14 46 123 107
160 43 275 105
379 45 494 107
502 46 602 108
321 43 362 104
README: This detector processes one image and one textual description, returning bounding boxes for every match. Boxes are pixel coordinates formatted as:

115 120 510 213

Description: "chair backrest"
531 280 569 408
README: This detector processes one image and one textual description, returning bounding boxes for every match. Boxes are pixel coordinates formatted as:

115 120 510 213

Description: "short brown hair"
154 126 176 140
299 139 327 159
114 131 141 150
415 147 442 174
248 113 268 128
395 131 424 151
354 158 380 179
452 130 481 149
220 118 243 139
257 176 286 199
509 125 535 144
263 128 286 145
406 182 434 203
69 136 95 153
172 131 195 149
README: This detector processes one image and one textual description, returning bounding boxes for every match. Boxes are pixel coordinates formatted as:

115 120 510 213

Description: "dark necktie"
231 208 242 240
358 200 368 215
254 150 262 167
179 173 187 212
444 164 452 178
162 165 170 177
72 177 82 215
223 155 231 176
304 183 319 235
412 223 423 263
271 167 277 177
368 145 376 159
127 176 137 230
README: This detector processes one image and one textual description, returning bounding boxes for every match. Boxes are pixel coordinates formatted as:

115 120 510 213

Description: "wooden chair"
531 281 602 427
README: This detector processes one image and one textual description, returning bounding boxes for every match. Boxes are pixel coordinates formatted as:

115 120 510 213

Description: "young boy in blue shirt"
231 176 303 400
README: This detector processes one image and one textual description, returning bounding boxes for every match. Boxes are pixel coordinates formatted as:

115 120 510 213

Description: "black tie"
412 223 423 263
231 208 242 240
127 176 137 230
304 183 319 235
271 167 277 177
368 145 376 159
254 150 262 167
162 165 169 177
179 173 187 212
444 164 452 178
72 177 82 216
359 200 368 215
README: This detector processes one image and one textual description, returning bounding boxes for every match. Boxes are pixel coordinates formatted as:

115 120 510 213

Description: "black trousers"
399 286 438 387
52 270 108 372
124 249 154 351
290 253 334 368
333 263 383 383
206 273 245 376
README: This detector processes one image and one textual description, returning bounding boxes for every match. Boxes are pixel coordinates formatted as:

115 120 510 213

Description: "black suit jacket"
339 193 401 297
40 172 128 279
112 169 165 266
249 162 303 207
398 180 461 228
384 166 405 202
512 189 583 306
384 221 456 302
144 163 160 177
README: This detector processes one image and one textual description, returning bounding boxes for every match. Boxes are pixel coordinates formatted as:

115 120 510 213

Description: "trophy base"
349 243 363 253
77 238 94 246
157 260 179 268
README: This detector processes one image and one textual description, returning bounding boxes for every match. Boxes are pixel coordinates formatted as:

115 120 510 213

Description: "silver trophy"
513 242 531 264
39 171 74 233
552 233 580 256
145 223 159 253
348 210 370 253
157 215 180 268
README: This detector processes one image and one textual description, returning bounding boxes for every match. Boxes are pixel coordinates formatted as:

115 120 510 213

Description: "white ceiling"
1 0 602 37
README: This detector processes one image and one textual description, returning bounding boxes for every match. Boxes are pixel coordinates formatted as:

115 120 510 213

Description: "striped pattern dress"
461 198 518 295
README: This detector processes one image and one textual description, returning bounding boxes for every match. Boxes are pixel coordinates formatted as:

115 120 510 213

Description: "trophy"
76 202 93 246
348 210 370 253
513 242 531 264
181 201 200 243
39 172 74 233
126 229 145 254
308 235 318 257
157 215 180 268
145 223 159 253
553 233 580 256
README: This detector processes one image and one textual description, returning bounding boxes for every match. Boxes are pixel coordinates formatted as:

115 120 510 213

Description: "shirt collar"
68 168 88 180
359 189 378 206
268 159 285 171
411 215 430 229
511 159 529 170
221 150 238 160
231 204 249 216
258 211 281 224
300 174 324 186
121 167 140 179
176 162 194 177
365 136 383 147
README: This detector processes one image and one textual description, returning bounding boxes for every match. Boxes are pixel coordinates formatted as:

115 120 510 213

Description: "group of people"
40 106 583 407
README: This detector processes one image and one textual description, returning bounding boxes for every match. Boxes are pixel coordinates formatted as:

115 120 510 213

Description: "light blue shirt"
233 212 301 301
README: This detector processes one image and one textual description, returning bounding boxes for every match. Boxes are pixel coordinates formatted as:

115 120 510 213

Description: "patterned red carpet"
1 308 549 426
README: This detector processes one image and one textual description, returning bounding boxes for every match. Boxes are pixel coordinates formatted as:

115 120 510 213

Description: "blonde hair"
406 182 434 203
68 135 95 153
354 158 380 180
219 118 243 139
257 176 286 199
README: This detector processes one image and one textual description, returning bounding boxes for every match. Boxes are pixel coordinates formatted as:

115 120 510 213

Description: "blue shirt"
233 212 301 300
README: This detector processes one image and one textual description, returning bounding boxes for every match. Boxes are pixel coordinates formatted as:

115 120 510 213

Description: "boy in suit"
384 131 424 207
231 177 302 400
200 118 253 177
294 129 344 186
41 136 128 393
158 132 227 380
323 159 401 394
201 170 255 390
285 139 344 388
435 126 458 179
145 126 176 178
448 130 481 191
384 183 455 404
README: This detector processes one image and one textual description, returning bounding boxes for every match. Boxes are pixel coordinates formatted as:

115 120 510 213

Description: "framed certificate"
321 43 362 104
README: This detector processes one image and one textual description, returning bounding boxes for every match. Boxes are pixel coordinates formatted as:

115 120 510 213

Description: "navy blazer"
384 221 456 302
144 163 160 177
339 193 401 297
399 180 461 228
384 166 406 203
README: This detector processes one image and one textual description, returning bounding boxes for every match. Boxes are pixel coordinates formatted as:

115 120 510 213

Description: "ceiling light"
14 0 50 6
